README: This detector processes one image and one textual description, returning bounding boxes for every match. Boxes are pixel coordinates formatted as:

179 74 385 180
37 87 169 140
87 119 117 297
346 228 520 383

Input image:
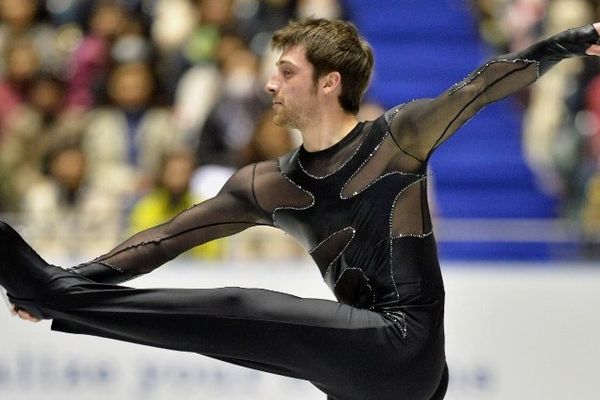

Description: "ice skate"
0 221 71 319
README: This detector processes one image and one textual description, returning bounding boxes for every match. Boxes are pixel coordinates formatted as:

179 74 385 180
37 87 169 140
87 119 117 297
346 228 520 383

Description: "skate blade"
0 287 15 316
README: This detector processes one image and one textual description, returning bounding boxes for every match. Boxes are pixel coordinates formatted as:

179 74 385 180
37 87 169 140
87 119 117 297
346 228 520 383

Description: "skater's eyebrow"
276 60 298 68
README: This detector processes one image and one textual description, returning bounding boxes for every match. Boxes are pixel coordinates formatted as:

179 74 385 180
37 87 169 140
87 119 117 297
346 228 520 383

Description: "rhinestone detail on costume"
272 158 316 227
340 131 425 199
448 58 538 96
297 126 370 180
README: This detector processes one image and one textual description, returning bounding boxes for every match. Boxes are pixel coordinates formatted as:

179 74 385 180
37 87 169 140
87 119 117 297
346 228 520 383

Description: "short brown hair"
271 18 374 115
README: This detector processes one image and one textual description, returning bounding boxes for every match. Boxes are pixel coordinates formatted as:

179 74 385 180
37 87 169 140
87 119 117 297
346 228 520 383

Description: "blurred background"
1 0 600 399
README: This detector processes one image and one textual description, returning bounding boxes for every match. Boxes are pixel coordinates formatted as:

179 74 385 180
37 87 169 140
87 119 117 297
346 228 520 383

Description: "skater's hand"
585 23 600 56
10 304 40 322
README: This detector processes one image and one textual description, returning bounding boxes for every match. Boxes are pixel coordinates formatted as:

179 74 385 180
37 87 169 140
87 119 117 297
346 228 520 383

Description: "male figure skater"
2 18 600 400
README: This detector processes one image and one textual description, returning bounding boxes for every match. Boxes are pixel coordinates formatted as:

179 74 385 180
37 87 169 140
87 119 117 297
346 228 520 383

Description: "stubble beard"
272 105 300 130
272 94 315 131
272 109 287 127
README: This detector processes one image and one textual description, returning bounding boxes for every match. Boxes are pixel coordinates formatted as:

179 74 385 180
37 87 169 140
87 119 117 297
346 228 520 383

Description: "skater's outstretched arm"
70 163 272 283
8 163 275 320
386 23 600 162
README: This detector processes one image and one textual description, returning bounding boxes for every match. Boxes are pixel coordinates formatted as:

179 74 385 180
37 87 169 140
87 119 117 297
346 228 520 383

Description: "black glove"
516 24 600 74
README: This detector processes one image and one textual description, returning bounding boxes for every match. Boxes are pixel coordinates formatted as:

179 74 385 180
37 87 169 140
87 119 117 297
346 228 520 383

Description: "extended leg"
47 283 397 398
0 221 446 400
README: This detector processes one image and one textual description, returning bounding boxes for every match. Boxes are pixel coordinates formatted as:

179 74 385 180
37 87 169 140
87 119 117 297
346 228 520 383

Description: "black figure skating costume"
1 25 598 400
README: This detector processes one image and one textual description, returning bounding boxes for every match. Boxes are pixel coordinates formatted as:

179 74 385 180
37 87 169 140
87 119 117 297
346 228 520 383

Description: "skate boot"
0 221 73 319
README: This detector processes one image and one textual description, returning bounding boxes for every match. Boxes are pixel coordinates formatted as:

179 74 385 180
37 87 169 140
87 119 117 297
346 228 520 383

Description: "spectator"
471 0 546 53
22 143 121 260
160 0 237 101
581 174 600 256
232 0 296 53
82 61 183 199
43 0 94 27
0 37 41 135
0 0 59 74
64 0 128 110
150 0 197 57
196 43 269 168
584 73 600 163
129 149 225 260
150 0 197 102
522 0 593 196
110 13 154 65
0 73 86 211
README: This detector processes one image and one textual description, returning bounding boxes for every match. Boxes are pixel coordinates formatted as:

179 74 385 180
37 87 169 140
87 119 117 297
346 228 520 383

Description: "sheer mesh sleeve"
387 24 600 162
71 163 272 281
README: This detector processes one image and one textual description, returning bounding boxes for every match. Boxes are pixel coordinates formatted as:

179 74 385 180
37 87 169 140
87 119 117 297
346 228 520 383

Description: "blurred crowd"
4 0 600 262
0 0 344 261
472 0 600 256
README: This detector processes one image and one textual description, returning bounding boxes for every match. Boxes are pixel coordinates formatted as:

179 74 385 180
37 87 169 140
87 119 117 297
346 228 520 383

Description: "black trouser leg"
46 279 405 399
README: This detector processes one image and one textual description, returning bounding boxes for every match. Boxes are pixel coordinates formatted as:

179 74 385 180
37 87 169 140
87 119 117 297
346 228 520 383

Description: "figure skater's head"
269 18 373 116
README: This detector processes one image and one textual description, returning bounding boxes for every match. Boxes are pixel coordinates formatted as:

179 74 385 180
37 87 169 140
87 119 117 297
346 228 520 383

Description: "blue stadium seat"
343 0 561 259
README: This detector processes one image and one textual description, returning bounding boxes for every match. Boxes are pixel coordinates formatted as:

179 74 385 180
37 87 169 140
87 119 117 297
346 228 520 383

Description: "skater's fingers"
17 311 39 322
9 302 38 322
17 309 40 322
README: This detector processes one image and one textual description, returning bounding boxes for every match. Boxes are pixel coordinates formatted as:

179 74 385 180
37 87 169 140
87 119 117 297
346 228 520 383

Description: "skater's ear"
319 71 342 95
